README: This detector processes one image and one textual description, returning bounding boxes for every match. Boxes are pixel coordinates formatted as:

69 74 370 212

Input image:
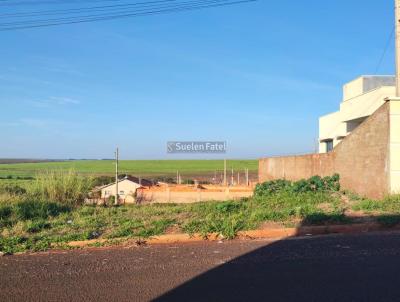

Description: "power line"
0 0 240 25
374 25 395 74
0 0 256 30
0 0 126 6
0 0 194 18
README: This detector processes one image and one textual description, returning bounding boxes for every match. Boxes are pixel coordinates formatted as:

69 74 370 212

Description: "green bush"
323 174 340 191
254 179 291 196
255 174 340 196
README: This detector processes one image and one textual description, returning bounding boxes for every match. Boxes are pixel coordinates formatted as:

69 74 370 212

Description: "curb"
62 222 392 249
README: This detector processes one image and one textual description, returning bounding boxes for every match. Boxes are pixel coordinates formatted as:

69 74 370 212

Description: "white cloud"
30 96 80 108
50 97 80 105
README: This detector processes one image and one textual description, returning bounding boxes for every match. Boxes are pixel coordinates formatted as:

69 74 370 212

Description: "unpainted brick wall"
137 189 253 203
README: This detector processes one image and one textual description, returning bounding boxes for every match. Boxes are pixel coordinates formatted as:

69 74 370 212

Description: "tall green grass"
29 170 93 206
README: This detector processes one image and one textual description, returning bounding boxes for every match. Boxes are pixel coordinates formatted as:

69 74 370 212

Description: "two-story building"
319 75 395 153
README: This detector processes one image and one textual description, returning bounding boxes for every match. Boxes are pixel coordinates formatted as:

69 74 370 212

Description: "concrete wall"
343 76 395 101
390 101 400 193
260 102 391 199
137 187 253 204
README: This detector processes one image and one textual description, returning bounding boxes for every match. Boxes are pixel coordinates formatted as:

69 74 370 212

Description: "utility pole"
396 0 400 96
115 147 119 206
223 159 227 186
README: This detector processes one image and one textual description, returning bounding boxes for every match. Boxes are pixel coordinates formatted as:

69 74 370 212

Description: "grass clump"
25 219 51 233
0 184 26 196
352 195 400 213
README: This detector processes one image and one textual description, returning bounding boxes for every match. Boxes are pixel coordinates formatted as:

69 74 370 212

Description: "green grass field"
0 160 258 178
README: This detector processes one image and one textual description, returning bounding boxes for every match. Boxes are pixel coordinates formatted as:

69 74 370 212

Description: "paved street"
2 232 400 301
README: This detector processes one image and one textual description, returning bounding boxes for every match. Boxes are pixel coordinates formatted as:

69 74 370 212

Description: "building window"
326 140 334 152
119 190 125 195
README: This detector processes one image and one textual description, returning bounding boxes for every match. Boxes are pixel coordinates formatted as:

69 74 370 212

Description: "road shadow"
154 214 400 302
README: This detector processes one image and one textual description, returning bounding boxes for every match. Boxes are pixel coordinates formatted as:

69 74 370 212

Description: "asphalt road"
2 232 400 302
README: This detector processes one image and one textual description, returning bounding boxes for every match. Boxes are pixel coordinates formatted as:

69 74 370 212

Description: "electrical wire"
0 0 256 30
0 0 212 20
374 25 395 74
0 0 126 6
0 0 242 26
0 0 179 17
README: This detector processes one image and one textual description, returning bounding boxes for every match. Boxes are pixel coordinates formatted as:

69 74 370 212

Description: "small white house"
99 176 153 202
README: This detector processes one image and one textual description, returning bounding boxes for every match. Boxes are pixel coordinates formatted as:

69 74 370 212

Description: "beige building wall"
101 179 141 199
319 76 395 153
390 100 400 194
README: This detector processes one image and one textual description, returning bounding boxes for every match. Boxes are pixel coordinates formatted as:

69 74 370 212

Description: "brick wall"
259 102 390 199
137 187 253 203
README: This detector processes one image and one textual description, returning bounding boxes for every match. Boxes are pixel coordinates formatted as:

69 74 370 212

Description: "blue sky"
0 0 396 159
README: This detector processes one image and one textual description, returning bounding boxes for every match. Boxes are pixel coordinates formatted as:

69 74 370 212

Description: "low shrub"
254 179 291 196
255 174 340 196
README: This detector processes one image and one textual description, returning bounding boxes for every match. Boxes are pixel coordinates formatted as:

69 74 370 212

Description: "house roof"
97 176 153 190
125 176 153 187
